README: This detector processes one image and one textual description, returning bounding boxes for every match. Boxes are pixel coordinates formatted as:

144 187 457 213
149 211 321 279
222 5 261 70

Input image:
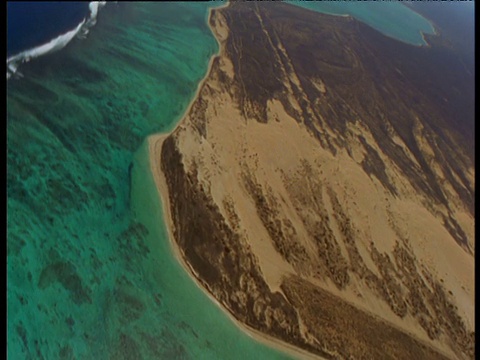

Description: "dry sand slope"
153 2 474 359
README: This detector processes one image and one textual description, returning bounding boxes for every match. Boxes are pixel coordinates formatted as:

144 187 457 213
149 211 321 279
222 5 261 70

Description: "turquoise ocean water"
8 3 291 359
7 2 436 359
289 1 435 46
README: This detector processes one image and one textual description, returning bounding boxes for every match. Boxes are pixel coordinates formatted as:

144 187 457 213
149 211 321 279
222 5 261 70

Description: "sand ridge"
146 3 328 359
149 132 328 360
150 2 474 359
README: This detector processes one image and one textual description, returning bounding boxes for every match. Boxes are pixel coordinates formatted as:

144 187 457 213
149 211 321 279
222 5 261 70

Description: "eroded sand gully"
151 3 474 359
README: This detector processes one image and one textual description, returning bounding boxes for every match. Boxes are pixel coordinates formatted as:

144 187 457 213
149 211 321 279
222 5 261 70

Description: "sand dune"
151 2 474 359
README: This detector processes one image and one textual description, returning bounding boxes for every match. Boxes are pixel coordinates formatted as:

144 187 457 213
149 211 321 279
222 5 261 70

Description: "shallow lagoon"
289 1 435 46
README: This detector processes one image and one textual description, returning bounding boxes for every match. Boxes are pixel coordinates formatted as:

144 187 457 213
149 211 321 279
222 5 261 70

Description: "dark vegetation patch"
38 261 92 305
161 136 313 352
221 1 473 218
281 275 451 360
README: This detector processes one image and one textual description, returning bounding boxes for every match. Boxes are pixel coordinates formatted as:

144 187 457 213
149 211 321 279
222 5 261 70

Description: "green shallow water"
7 2 293 359
287 0 435 46
131 141 292 360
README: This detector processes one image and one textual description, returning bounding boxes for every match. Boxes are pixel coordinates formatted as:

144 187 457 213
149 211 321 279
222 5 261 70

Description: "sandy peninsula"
149 2 474 359
147 3 326 360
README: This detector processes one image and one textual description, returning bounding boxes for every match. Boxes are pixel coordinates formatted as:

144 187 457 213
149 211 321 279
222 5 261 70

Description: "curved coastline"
148 134 324 360
146 3 325 359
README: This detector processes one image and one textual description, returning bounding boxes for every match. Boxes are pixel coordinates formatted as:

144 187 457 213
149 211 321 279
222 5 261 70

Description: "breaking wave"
7 1 107 80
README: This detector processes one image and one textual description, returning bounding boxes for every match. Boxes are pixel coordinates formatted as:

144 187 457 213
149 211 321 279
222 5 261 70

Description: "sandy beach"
146 3 327 359
148 133 325 360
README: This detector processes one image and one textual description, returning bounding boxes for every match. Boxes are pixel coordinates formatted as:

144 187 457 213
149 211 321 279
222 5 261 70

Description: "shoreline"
148 134 324 360
159 2 227 136
283 1 436 48
146 3 325 360
145 3 456 360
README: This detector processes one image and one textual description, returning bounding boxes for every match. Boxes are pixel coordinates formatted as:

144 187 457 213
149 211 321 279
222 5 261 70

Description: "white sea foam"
84 2 107 29
7 1 107 79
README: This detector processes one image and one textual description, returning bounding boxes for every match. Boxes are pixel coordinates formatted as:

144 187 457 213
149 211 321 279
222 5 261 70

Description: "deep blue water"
8 1 472 77
7 2 90 57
